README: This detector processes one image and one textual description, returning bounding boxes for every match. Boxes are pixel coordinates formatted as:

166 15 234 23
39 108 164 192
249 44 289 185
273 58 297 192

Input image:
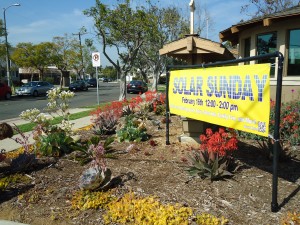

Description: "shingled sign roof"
219 5 300 45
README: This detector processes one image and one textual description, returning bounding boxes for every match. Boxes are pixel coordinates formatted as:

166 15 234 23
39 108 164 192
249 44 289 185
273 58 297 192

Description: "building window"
244 37 251 64
287 29 300 76
257 32 277 77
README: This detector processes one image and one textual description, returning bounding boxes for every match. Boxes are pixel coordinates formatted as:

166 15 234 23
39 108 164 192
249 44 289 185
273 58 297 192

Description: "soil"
0 114 299 225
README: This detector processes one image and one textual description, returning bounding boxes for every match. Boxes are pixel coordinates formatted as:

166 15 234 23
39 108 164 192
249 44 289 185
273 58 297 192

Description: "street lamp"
3 3 21 87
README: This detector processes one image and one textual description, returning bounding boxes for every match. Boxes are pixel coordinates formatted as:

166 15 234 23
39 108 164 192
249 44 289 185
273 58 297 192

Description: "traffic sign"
92 52 101 67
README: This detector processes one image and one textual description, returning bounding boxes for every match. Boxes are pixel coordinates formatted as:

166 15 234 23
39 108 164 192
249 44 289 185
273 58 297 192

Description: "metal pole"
166 67 170 145
3 4 21 87
3 8 10 87
79 32 84 79
96 66 99 105
271 52 284 212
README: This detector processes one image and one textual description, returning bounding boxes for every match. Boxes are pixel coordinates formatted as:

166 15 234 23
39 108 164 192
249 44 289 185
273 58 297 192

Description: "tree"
102 66 117 80
0 44 7 73
241 0 299 17
51 35 96 86
67 38 86 79
52 34 73 87
11 42 54 81
84 0 156 100
134 5 189 91
0 19 12 81
82 38 97 78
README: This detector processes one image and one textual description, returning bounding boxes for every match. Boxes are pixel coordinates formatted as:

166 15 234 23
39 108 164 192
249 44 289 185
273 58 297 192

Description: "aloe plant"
187 150 233 181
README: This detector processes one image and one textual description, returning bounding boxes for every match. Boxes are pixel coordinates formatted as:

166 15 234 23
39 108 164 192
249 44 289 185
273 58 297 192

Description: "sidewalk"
0 108 92 152
0 220 29 225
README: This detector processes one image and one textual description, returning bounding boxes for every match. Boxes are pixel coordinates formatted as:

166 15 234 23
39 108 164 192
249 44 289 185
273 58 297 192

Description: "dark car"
127 80 148 94
86 78 97 87
0 82 12 100
69 80 89 91
16 81 54 97
103 78 109 82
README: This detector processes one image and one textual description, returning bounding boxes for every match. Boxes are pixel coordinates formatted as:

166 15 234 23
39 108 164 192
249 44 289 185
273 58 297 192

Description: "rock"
0 123 13 140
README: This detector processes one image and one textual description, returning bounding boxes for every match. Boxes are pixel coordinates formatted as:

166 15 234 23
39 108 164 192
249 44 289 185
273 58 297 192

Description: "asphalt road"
0 82 136 121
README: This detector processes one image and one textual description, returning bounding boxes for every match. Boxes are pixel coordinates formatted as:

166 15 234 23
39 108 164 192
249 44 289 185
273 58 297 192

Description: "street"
0 82 136 121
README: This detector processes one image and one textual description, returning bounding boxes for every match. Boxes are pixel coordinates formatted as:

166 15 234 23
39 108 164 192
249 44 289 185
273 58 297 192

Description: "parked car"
69 80 89 91
103 78 109 82
127 80 148 94
16 81 54 97
86 78 97 87
0 82 12 100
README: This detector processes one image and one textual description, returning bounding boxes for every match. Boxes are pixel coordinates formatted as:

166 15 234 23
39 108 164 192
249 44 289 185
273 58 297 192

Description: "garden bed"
0 114 299 225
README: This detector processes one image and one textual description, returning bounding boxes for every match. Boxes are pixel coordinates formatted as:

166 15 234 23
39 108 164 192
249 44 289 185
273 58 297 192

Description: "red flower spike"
199 128 238 157
206 128 213 136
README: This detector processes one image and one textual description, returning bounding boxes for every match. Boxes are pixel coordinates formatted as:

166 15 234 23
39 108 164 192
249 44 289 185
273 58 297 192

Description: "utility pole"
3 3 21 87
73 28 86 79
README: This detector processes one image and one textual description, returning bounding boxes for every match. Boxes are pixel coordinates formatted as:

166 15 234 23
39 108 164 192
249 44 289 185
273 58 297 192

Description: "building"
18 66 70 86
219 4 300 102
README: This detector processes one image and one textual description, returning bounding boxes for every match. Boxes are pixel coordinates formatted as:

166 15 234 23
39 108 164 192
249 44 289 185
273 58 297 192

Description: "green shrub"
116 115 149 142
38 127 77 156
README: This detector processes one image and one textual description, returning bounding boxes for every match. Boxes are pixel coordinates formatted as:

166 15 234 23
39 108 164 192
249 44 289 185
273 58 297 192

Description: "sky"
1 0 252 66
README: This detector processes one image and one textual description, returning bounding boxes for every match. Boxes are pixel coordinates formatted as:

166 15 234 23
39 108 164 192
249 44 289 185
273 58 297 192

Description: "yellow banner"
169 64 270 137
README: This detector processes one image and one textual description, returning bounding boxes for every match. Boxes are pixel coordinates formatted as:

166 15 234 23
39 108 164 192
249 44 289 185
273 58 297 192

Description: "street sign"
92 52 101 105
92 52 101 67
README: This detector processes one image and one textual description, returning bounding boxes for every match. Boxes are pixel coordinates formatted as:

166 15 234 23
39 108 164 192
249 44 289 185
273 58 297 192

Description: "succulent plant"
79 167 112 191
93 111 119 135
186 150 233 181
116 114 149 142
